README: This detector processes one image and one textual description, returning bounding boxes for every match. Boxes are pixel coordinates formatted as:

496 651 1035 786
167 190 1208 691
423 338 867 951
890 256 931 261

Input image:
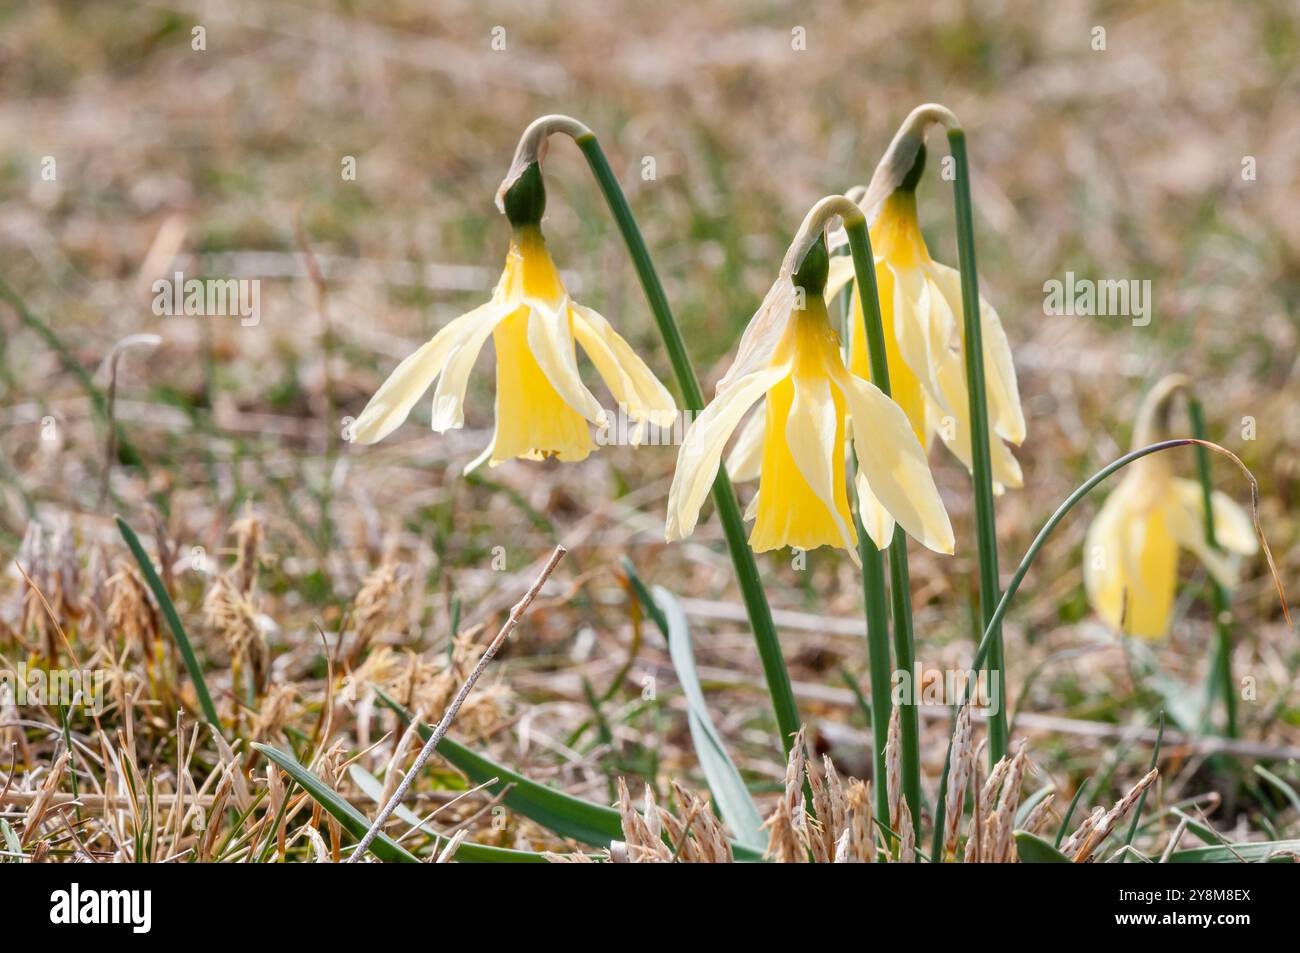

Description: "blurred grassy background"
1 0 1298 830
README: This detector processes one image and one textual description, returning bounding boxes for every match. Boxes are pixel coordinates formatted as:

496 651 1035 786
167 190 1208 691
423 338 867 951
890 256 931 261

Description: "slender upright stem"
854 486 893 830
575 134 801 753
844 218 921 830
838 251 893 833
1189 398 1237 738
947 129 1008 764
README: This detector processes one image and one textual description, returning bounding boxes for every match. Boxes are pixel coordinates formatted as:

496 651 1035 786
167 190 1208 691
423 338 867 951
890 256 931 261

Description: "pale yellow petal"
1172 479 1258 556
1125 505 1179 637
748 372 857 557
889 265 944 409
666 367 787 541
928 262 1025 445
1167 479 1257 588
725 406 765 483
847 274 933 449
570 303 677 441
835 369 954 555
351 300 503 444
525 297 608 426
1084 475 1178 638
855 470 896 551
783 374 858 557
430 305 512 432
930 345 1024 489
490 307 594 464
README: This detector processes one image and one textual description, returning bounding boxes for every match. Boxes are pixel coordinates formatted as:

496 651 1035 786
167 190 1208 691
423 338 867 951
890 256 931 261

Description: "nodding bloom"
350 129 675 469
1085 376 1257 638
819 105 1026 492
666 200 954 562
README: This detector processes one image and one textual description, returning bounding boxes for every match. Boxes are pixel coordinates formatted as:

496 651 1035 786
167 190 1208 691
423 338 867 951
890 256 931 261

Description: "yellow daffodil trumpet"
350 117 676 469
667 197 954 562
825 104 1026 491
1084 375 1258 638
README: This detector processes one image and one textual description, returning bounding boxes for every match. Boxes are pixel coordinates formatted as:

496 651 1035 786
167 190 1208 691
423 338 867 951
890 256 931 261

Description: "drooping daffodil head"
822 105 1026 493
350 132 676 471
1084 375 1258 638
666 198 954 562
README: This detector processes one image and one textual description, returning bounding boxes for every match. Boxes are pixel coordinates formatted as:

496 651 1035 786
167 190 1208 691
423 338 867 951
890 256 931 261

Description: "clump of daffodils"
1084 375 1257 637
350 125 675 469
666 200 953 560
824 105 1025 491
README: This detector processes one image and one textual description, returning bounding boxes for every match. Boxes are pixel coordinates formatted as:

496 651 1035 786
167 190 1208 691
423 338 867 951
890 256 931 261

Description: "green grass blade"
1015 831 1072 863
1166 840 1300 863
653 584 766 851
376 689 623 847
378 689 767 862
252 743 418 863
1189 396 1237 737
116 515 221 730
1121 711 1164 860
1015 784 1055 829
1253 765 1300 816
348 764 554 863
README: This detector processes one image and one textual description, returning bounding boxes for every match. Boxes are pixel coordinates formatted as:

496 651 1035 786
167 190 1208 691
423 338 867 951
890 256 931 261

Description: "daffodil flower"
667 202 954 561
350 148 675 469
1085 375 1258 637
817 105 1026 492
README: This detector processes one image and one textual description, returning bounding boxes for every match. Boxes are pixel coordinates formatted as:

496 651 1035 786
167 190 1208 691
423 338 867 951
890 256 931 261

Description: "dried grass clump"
203 513 271 700
554 709 1164 864
341 633 510 741
602 777 732 863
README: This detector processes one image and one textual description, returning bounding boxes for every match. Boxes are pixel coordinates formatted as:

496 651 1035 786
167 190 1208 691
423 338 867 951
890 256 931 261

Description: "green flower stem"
1189 398 1237 738
575 132 801 754
845 218 921 830
947 128 1008 764
928 438 1196 855
854 495 893 830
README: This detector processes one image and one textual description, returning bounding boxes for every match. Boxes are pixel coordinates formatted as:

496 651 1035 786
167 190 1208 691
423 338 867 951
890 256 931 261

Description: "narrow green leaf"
1015 785 1055 829
1166 840 1300 863
1122 712 1164 860
1 819 20 858
1015 830 1072 863
1189 396 1237 738
654 585 766 851
1254 765 1300 817
377 689 766 861
349 764 432 832
377 689 623 847
260 744 547 863
348 763 566 861
253 743 418 863
116 515 220 730
1169 807 1226 847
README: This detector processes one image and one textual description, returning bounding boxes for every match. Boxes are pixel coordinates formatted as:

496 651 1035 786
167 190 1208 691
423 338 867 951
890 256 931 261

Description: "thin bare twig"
346 545 566 862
